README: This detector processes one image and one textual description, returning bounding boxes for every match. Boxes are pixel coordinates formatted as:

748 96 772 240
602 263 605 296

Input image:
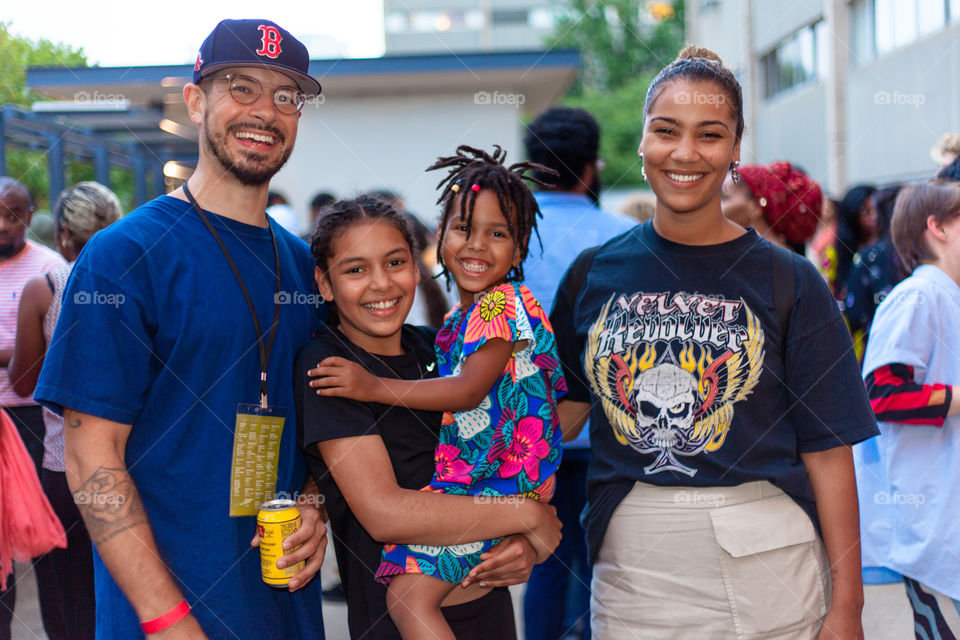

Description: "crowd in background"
3 47 960 639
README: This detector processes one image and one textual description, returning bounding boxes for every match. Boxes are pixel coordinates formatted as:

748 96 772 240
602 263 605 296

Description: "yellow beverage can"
257 499 304 587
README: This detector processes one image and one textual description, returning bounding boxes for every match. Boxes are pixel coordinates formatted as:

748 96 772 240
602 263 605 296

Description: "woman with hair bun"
550 46 877 638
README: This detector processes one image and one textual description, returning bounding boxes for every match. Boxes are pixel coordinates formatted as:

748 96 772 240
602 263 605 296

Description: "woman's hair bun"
676 45 723 65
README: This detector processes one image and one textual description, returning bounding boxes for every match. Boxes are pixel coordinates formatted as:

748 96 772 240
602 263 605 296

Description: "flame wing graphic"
692 300 765 451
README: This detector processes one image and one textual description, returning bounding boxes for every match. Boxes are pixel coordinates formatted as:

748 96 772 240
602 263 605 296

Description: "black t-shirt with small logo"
296 324 442 639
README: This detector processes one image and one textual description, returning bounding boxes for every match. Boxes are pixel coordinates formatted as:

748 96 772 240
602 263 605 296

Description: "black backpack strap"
563 245 601 308
770 246 796 358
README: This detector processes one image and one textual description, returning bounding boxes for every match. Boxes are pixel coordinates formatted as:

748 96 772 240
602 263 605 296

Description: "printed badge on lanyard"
183 183 287 517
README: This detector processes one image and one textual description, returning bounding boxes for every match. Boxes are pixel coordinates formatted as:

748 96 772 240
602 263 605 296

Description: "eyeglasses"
213 74 305 115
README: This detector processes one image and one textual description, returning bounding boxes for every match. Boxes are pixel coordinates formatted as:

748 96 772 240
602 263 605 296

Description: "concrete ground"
9 556 915 639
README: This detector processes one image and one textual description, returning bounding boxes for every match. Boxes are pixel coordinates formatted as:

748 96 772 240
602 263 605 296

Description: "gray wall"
846 21 960 184
691 0 745 69
754 83 828 180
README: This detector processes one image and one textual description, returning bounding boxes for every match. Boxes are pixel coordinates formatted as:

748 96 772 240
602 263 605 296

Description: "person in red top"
0 177 65 640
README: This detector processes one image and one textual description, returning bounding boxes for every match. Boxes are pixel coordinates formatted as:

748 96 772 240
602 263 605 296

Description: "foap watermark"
272 490 327 508
874 491 925 506
73 490 126 507
474 494 527 507
873 90 926 108
302 94 326 109
73 290 126 308
474 91 526 108
275 291 324 307
884 289 926 308
74 90 127 105
673 91 727 106
673 490 727 507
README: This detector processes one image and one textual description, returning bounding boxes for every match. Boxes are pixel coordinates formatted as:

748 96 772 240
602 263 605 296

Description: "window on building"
918 0 947 34
465 10 485 30
762 21 827 99
492 9 529 26
385 12 408 34
850 0 874 62
815 21 830 80
410 11 441 32
387 10 481 33
851 0 948 61
528 8 556 29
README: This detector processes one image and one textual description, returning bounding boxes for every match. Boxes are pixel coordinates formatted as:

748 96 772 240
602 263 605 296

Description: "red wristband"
140 599 190 635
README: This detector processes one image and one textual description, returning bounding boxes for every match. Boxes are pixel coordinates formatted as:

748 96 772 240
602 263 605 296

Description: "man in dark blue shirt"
35 19 328 639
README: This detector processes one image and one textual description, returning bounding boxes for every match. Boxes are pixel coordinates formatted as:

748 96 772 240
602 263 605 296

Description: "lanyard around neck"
182 182 281 409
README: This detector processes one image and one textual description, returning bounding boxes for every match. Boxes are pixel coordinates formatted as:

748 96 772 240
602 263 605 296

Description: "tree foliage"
0 22 87 105
547 0 685 187
0 22 95 209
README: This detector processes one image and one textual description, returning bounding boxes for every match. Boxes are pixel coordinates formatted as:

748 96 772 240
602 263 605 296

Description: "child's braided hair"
429 144 557 286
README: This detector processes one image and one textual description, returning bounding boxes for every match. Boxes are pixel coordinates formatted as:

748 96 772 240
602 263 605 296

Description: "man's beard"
0 242 19 259
203 119 293 187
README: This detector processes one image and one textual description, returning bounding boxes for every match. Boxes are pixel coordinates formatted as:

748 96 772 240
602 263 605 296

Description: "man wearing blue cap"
35 19 328 639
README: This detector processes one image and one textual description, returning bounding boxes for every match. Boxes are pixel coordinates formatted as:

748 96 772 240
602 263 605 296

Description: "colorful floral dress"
375 282 566 585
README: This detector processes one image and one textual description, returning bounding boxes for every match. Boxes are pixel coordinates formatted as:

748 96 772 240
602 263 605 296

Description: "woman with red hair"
721 161 822 253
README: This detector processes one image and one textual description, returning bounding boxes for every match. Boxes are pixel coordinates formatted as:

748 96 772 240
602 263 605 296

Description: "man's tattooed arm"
73 466 149 545
63 409 207 637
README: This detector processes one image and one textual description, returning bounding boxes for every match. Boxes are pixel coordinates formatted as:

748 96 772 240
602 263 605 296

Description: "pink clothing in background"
0 408 66 589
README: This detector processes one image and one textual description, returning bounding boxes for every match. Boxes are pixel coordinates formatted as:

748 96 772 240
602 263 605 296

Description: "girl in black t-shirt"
297 196 561 639
551 46 877 639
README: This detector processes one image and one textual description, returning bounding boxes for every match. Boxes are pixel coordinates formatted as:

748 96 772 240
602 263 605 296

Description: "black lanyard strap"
183 182 281 409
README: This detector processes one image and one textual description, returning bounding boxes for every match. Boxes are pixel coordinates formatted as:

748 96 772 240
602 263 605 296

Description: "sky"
6 1 385 67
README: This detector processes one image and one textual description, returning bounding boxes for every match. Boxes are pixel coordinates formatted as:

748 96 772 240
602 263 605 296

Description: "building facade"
384 0 558 54
25 51 578 224
687 0 960 194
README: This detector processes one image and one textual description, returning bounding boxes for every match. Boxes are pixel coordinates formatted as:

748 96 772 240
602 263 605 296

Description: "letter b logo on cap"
256 25 283 59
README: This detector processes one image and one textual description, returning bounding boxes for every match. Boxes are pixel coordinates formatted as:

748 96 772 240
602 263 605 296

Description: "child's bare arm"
317 434 561 558
309 338 514 411
558 399 591 441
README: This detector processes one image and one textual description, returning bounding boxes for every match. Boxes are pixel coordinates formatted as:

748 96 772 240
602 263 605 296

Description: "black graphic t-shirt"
550 221 878 562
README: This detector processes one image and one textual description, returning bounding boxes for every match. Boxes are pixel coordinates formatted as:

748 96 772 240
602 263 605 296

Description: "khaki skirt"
591 481 830 639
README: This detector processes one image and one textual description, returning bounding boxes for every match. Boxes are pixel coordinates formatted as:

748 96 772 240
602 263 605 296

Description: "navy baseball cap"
193 19 321 96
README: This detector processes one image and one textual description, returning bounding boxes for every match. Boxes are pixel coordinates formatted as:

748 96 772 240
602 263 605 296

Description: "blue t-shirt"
549 221 878 562
35 195 327 639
